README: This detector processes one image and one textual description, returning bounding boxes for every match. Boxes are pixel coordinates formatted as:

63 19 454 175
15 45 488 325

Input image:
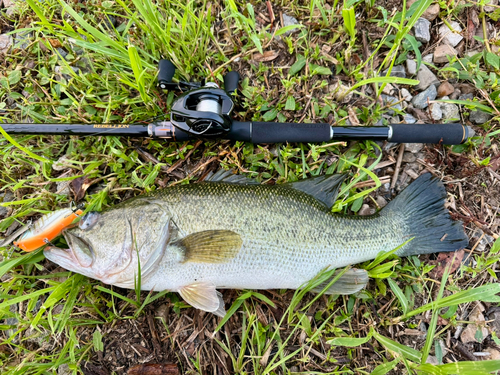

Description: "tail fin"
382 173 468 256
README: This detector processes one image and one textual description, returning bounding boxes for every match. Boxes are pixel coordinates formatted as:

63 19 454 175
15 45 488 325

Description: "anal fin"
312 269 368 295
179 282 226 317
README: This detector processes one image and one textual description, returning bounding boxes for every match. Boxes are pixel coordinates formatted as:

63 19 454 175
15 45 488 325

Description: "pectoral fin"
179 282 226 317
312 269 368 295
175 230 242 263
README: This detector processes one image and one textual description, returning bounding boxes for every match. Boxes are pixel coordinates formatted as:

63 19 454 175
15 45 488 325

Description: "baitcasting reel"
157 60 238 137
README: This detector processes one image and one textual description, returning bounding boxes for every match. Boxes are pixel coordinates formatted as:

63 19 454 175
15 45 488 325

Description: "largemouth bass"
44 172 468 316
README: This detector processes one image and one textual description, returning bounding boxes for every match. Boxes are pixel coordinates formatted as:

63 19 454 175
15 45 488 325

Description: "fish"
44 171 468 316
14 208 83 252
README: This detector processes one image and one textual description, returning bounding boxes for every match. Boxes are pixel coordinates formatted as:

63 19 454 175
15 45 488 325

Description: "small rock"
359 204 375 216
0 191 14 218
440 102 460 120
422 3 440 21
465 48 483 58
406 59 417 75
104 14 117 29
439 21 463 47
282 14 300 35
423 54 434 63
437 81 454 97
401 88 413 101
57 364 72 375
383 65 406 78
472 230 495 252
3 0 15 7
426 356 439 365
434 44 458 64
376 196 387 208
405 143 424 153
412 84 437 109
416 64 439 90
430 103 443 121
459 93 473 101
450 88 461 100
14 30 33 50
56 47 68 60
461 304 489 344
382 83 395 95
402 152 417 163
414 18 431 43
56 181 71 196
382 95 402 114
403 113 417 124
0 34 13 53
469 110 492 124
330 81 353 103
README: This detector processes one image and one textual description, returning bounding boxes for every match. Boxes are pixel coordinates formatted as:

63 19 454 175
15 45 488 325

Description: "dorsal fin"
284 174 347 209
203 169 258 185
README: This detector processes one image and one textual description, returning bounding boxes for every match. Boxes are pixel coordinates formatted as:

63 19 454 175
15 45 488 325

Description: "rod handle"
251 122 331 143
390 123 468 145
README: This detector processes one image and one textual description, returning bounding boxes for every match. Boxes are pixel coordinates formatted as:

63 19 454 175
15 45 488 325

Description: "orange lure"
14 208 83 252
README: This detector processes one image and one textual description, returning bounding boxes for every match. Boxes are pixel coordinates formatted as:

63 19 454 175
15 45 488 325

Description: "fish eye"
79 212 101 231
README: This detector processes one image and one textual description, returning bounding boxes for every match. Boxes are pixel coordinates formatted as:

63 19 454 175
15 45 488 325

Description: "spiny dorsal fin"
312 268 368 295
204 169 258 185
178 282 226 317
285 174 347 209
174 230 242 263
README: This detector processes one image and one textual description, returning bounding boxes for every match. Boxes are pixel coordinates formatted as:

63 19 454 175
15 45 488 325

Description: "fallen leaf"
253 51 279 62
461 303 489 344
347 107 360 126
71 177 93 201
127 364 179 375
48 38 62 48
429 249 465 279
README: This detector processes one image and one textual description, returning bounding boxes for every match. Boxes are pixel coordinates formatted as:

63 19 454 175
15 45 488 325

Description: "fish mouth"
44 246 83 274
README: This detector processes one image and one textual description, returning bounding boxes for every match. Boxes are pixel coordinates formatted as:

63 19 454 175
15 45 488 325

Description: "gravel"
282 14 300 35
382 65 406 78
0 34 13 53
401 88 413 101
405 143 424 153
439 21 464 47
430 103 443 121
416 64 439 90
469 110 493 124
403 113 417 123
441 102 460 120
411 84 437 109
406 59 417 75
414 18 431 43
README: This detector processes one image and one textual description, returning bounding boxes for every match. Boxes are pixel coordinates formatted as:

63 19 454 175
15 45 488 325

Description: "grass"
0 0 499 373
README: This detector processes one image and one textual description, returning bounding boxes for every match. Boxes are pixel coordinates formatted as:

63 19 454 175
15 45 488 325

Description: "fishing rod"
2 60 472 145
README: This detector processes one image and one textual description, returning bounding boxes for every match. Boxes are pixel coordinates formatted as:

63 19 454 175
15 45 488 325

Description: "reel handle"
158 60 176 89
224 71 240 95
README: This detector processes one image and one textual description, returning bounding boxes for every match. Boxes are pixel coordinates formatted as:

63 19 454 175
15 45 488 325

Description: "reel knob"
158 60 176 89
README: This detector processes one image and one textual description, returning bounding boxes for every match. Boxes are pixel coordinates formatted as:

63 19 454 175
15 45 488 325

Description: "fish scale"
139 182 403 291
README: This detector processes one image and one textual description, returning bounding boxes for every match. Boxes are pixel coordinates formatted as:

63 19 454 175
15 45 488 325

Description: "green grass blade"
372 330 422 362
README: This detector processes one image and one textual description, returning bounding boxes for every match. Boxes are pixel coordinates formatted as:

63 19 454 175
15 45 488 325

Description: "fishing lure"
14 208 83 252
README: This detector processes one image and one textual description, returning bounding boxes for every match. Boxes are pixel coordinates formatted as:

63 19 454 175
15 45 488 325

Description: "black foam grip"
390 124 467 145
158 60 175 84
224 71 240 94
251 122 331 143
